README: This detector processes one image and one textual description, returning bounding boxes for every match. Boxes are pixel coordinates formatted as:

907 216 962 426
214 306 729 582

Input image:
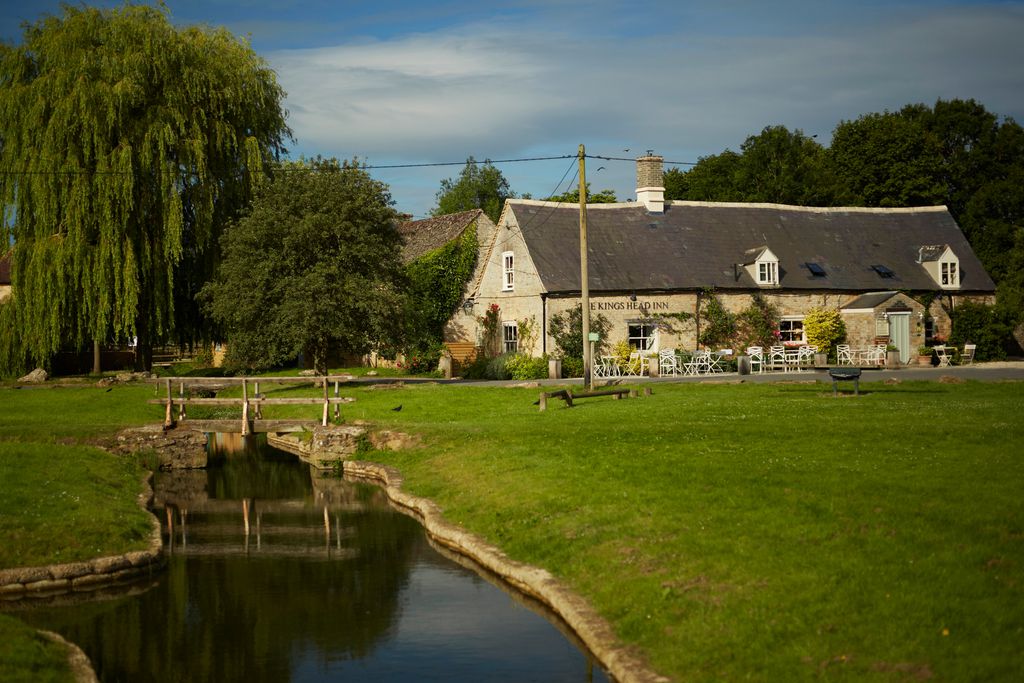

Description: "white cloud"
268 3 1024 215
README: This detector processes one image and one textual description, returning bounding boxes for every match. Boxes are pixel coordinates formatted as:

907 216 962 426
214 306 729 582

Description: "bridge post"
241 378 250 436
321 377 329 426
333 380 340 420
164 379 173 428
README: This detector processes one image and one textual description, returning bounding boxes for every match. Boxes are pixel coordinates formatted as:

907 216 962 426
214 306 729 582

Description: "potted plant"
917 345 933 366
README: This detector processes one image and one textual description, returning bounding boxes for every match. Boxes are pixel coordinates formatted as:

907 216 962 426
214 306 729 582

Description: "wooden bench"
538 387 649 411
828 367 862 396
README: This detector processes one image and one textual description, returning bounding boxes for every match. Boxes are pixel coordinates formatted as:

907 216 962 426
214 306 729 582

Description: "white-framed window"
502 321 518 353
502 251 514 291
940 259 959 287
627 323 657 351
779 317 805 345
757 260 778 285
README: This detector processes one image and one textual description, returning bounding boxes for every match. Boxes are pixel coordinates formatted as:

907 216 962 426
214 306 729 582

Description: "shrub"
803 307 846 358
484 352 515 380
611 340 633 366
560 356 584 378
950 300 1012 360
399 346 442 374
505 354 549 380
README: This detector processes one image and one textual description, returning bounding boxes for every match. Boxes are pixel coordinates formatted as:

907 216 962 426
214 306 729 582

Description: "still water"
10 437 609 682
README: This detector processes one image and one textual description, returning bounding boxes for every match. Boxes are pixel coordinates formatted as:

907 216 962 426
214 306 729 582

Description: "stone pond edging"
343 459 670 683
0 474 165 599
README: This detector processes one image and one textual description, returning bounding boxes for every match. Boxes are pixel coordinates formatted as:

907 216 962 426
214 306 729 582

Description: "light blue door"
890 313 911 363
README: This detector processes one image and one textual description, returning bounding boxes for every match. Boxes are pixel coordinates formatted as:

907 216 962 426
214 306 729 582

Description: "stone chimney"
636 153 665 213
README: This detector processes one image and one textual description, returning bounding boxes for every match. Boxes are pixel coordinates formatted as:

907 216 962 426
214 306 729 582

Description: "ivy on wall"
405 223 478 350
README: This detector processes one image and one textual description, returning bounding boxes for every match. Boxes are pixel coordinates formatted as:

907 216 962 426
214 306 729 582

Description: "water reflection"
9 436 608 682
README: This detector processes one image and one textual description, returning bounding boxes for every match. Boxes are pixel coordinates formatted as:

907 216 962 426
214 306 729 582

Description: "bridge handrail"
155 376 354 434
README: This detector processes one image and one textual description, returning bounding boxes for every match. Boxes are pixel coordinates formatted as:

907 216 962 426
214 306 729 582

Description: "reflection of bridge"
159 498 362 560
148 376 355 435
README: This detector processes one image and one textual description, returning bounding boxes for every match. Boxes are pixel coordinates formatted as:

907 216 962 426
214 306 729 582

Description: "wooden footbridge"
150 376 355 435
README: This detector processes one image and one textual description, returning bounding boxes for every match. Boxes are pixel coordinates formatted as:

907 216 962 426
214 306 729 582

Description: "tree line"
665 100 1024 342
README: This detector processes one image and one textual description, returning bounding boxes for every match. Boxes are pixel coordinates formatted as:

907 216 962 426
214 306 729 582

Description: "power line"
0 151 699 177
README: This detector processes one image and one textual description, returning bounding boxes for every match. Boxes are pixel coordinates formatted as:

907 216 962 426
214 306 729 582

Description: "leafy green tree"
665 127 829 205
828 111 945 207
202 159 405 375
664 151 745 202
737 126 832 205
545 183 617 203
433 158 515 222
0 4 289 374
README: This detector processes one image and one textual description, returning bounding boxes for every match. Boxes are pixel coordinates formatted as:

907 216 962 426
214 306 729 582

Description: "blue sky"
3 1 1024 218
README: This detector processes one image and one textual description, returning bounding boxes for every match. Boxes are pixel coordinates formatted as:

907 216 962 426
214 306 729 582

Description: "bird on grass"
391 405 402 412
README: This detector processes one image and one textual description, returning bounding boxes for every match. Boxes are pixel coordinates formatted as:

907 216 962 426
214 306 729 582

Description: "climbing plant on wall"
698 288 737 349
405 224 478 350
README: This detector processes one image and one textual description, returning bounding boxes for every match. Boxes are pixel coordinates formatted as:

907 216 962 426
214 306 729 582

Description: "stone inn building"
435 155 995 365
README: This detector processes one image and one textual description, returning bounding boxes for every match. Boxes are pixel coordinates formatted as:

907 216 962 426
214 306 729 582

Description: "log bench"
538 387 649 411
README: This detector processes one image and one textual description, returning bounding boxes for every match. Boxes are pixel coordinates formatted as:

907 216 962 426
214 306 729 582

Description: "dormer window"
940 259 958 287
918 245 960 289
753 247 779 286
502 251 514 291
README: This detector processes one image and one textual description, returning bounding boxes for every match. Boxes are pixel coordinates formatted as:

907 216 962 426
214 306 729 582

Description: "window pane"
503 322 518 353
627 324 655 350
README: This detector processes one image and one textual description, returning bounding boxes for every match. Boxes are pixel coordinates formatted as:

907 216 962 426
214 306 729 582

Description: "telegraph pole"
578 144 592 390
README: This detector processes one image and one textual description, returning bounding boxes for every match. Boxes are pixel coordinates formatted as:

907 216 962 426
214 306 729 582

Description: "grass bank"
0 614 71 683
2 377 1023 681
336 379 1024 681
0 382 159 681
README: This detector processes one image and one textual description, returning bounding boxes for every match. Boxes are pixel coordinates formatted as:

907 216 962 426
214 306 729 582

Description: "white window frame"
757 259 778 286
779 317 805 346
502 321 518 353
502 251 514 291
627 323 657 351
940 259 959 288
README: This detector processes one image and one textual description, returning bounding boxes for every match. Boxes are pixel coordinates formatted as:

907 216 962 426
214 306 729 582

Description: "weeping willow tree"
0 3 290 374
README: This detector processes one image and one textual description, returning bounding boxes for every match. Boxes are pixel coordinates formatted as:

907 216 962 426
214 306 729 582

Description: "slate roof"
508 200 996 294
398 210 482 263
841 291 899 310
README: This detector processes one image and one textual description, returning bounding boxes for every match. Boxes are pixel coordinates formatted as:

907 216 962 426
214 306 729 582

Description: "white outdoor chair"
768 345 786 372
685 350 712 375
960 344 976 365
865 344 886 366
798 345 818 369
659 348 679 377
595 356 619 378
935 345 953 367
746 346 764 373
836 344 853 365
623 351 644 376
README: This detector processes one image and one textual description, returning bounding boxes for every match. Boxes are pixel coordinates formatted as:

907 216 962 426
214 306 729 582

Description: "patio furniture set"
591 341 977 379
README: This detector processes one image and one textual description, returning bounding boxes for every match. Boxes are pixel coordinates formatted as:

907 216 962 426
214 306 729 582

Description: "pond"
8 436 609 682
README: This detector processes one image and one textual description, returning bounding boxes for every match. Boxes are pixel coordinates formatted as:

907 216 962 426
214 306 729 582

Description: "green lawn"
338 380 1024 681
1 377 1022 681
